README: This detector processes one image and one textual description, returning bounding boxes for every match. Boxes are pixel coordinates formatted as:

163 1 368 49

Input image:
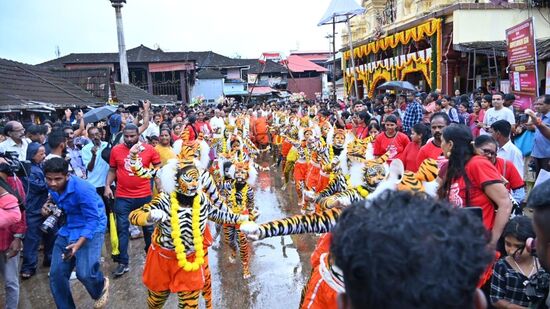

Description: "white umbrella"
318 0 365 26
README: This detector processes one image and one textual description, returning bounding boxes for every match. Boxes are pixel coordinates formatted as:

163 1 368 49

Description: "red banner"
506 18 538 111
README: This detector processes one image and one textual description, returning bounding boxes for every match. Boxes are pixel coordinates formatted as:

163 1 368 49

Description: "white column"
114 5 129 84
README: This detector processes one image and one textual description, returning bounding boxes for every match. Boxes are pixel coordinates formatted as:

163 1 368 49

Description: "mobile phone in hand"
62 247 73 260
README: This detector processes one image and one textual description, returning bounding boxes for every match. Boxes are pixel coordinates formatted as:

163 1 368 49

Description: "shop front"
343 18 442 98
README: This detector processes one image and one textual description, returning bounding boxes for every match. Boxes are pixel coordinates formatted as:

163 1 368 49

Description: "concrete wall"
223 82 247 96
287 77 322 101
226 68 241 80
191 78 223 103
453 9 550 44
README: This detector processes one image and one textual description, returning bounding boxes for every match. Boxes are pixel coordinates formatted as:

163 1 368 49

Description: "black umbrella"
376 81 417 92
83 105 117 123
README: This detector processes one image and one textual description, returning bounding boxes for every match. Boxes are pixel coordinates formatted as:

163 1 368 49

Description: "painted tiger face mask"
233 162 249 184
177 165 200 196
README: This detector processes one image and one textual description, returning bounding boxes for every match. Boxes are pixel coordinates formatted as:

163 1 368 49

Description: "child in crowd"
368 123 380 139
490 216 549 308
458 102 470 125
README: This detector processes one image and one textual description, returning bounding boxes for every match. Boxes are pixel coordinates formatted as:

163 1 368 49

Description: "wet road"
2 159 318 308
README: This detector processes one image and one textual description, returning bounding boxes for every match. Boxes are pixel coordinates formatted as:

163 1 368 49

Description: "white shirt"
143 121 160 138
483 107 516 127
498 140 524 179
45 153 63 161
209 116 225 138
0 137 28 161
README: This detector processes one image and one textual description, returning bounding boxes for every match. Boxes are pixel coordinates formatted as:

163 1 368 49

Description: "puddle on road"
211 169 318 309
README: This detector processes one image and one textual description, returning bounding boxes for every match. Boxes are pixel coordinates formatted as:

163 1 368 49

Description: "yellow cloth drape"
343 18 441 60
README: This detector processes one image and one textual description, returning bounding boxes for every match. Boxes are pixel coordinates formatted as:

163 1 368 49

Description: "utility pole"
326 28 337 101
110 0 129 84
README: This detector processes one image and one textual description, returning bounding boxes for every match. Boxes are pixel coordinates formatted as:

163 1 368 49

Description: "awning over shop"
453 39 550 60
0 100 58 113
224 89 248 96
275 90 291 98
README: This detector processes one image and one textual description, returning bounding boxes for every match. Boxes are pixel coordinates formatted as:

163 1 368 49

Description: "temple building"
341 0 550 98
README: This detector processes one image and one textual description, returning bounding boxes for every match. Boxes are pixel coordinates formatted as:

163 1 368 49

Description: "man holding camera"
0 121 28 161
43 157 109 309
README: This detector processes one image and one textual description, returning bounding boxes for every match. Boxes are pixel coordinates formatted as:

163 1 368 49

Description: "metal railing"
132 80 181 97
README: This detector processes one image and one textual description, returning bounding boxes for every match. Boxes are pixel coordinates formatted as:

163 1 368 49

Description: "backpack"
100 132 123 163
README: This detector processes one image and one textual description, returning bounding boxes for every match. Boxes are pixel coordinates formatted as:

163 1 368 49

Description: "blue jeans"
21 213 57 273
0 251 20 309
113 196 153 265
49 233 105 309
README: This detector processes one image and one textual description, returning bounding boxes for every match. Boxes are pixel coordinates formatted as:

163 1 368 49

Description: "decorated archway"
368 69 391 98
343 18 442 98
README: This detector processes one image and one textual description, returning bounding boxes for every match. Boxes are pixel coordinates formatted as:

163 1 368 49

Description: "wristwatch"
13 233 24 240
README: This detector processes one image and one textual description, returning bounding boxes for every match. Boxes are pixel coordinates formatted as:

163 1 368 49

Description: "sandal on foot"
20 272 34 280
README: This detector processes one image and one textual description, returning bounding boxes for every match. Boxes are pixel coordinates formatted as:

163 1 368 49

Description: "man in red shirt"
104 124 161 277
373 115 410 162
417 112 450 168
195 111 212 137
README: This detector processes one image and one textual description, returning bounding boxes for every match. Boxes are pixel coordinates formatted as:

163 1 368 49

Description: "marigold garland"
230 181 248 214
170 192 205 272
356 185 369 198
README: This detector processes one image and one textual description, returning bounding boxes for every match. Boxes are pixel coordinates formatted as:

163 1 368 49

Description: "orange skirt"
305 164 321 190
143 242 209 293
143 225 213 293
294 161 309 182
317 174 330 193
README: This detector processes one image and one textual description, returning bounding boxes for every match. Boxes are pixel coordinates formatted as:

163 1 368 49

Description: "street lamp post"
110 0 129 85
325 32 336 101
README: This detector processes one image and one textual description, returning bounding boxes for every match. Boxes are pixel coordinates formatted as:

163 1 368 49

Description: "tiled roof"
289 51 331 62
0 58 103 110
38 45 245 69
196 69 224 79
113 82 171 105
286 55 328 73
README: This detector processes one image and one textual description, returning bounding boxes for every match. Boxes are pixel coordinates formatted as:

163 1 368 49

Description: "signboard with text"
506 18 538 111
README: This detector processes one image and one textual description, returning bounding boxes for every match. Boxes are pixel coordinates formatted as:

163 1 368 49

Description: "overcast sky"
0 0 348 65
